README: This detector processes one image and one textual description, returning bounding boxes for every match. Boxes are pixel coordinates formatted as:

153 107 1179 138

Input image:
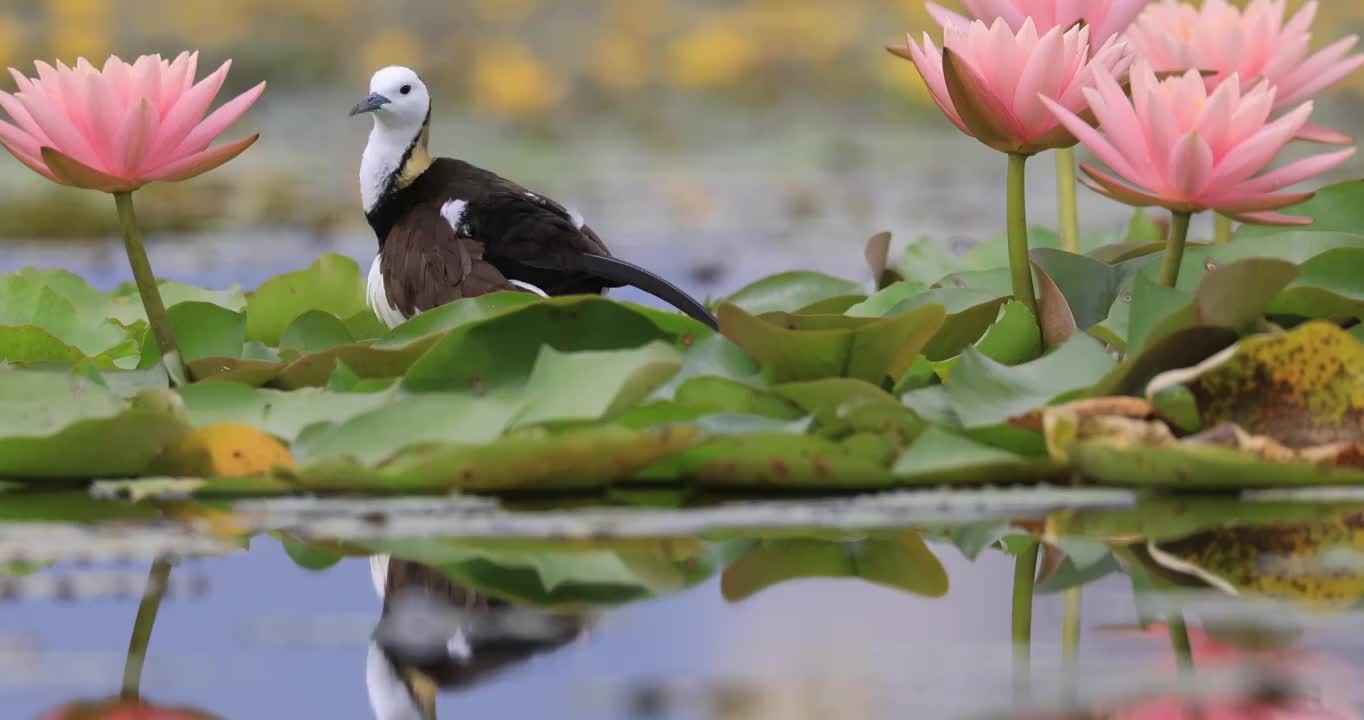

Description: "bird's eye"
400 85 412 95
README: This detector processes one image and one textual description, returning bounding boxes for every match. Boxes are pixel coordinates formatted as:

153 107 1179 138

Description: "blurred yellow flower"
474 0 541 25
161 0 250 47
0 13 27 72
590 33 650 91
669 19 759 90
46 0 111 62
472 41 563 116
359 27 425 81
748 2 863 64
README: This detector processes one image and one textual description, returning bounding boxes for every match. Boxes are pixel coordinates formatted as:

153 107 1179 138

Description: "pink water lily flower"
0 53 265 193
1042 61 1355 225
1128 0 1364 144
891 17 1134 156
928 0 1149 48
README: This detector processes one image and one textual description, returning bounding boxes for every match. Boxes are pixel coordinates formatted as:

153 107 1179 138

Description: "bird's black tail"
530 253 718 329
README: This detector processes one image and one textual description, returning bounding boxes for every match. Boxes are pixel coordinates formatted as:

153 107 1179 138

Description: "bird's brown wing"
381 202 522 317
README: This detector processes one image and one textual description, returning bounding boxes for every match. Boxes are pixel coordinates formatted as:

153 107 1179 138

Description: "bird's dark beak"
349 93 391 117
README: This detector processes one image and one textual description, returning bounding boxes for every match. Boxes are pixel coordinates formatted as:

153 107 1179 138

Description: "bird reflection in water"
365 555 595 720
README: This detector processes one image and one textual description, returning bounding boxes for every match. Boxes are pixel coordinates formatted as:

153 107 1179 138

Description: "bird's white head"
351 66 431 130
352 66 435 213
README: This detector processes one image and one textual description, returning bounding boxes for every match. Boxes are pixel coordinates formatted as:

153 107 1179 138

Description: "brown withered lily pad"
1149 322 1364 448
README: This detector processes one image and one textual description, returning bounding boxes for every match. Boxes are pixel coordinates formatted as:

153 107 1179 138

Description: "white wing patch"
441 199 470 236
568 207 586 230
367 255 410 329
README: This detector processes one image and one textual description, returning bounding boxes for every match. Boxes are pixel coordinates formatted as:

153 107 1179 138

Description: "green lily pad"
0 274 134 359
717 303 946 384
108 279 246 325
893 425 1061 485
720 531 948 601
289 425 703 493
1265 248 1364 318
138 302 245 368
244 254 368 346
405 296 702 393
1030 247 1158 331
0 372 189 479
177 383 391 442
510 342 682 429
945 334 1116 428
643 430 896 489
280 310 355 357
723 271 866 316
1236 180 1364 238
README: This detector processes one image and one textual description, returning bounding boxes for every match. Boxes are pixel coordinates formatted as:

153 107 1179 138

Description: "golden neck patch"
394 124 433 190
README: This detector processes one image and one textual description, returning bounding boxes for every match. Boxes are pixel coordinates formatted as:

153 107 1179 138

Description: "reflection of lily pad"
721 531 948 601
365 538 715 609
1149 512 1364 609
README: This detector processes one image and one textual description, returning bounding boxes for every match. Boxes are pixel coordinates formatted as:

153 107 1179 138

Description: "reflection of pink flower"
927 0 1149 47
39 698 219 720
1105 624 1362 720
890 18 1133 155
1043 61 1355 225
0 53 264 193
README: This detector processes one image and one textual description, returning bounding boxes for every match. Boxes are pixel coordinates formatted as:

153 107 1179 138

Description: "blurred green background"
0 0 1360 290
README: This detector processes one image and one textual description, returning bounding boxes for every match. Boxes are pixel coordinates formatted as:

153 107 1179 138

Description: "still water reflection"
3 489 1364 719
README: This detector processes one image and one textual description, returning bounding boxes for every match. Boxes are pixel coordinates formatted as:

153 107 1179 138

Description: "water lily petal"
926 2 971 31
942 47 1025 151
41 146 137 192
148 133 259 182
1295 122 1355 145
151 60 231 167
173 81 265 156
1080 164 1170 208
1274 35 1364 108
113 98 160 175
1225 209 1316 227
16 88 102 169
1041 94 1141 180
1208 189 1315 214
1232 147 1356 198
1168 131 1215 199
1206 101 1313 190
0 137 56 181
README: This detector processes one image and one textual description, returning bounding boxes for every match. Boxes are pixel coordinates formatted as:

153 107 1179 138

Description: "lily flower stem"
1061 586 1082 707
1158 211 1194 288
1007 153 1039 319
1213 213 1234 245
115 191 181 366
122 558 174 701
1055 148 1080 253
1169 613 1195 675
1012 540 1040 699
